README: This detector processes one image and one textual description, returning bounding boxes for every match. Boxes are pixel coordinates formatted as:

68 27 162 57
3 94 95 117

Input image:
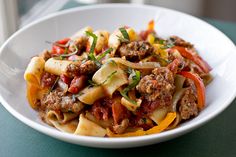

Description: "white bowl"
0 4 236 148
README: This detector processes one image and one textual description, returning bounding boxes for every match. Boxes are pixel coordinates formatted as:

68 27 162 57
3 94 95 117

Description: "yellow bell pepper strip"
147 20 155 31
140 20 155 40
178 71 206 110
106 112 176 137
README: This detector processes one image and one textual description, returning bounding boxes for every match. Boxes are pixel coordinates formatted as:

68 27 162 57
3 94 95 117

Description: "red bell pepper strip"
178 71 205 110
173 46 212 73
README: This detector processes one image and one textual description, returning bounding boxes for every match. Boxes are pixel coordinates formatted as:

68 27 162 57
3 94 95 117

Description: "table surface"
1 3 236 157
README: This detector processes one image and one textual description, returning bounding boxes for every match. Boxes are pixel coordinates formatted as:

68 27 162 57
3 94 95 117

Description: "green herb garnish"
96 48 113 61
119 27 130 41
142 118 147 124
152 54 170 65
161 43 174 49
48 77 59 93
116 35 130 43
86 31 97 60
86 31 107 67
159 39 175 49
120 70 141 105
126 67 133 75
89 71 117 87
53 45 78 60
158 39 165 45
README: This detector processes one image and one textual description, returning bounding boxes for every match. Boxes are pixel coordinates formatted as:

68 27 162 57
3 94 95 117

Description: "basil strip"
86 31 97 60
119 27 130 41
96 48 113 60
120 70 141 105
48 77 59 93
89 71 117 87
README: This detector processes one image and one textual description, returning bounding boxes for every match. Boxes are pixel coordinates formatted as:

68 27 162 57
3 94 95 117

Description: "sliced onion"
58 79 68 93
172 88 186 112
105 57 160 69
171 74 186 112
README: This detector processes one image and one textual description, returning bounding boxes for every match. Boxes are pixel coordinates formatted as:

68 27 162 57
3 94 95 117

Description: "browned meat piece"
79 60 97 75
41 90 84 113
65 60 97 77
167 58 185 74
118 41 153 61
65 63 80 78
39 50 51 61
170 36 193 48
136 67 175 102
91 98 113 121
136 98 172 117
69 36 88 54
178 88 198 120
41 72 58 88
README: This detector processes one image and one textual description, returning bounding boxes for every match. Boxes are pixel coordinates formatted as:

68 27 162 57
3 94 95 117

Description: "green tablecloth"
1 6 236 157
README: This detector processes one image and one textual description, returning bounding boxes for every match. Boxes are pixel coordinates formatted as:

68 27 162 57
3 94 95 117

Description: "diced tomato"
112 102 124 124
178 71 206 110
68 76 87 94
68 86 79 94
56 38 70 45
68 55 80 61
173 46 212 73
60 74 72 85
51 45 65 55
51 38 70 55
112 100 130 125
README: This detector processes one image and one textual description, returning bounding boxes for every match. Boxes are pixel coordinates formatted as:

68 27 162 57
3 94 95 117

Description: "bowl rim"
1 3 236 146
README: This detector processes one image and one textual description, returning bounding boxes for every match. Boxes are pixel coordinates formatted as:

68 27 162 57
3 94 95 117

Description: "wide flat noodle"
26 83 48 109
24 56 45 86
150 107 168 125
85 112 113 128
44 58 72 76
46 111 79 133
107 112 176 137
74 114 106 137
92 60 128 96
78 86 105 104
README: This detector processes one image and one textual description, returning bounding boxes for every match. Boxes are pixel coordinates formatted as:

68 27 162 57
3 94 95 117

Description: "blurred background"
0 0 236 44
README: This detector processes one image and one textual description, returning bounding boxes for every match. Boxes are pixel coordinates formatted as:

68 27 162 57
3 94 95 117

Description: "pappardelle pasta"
24 20 212 137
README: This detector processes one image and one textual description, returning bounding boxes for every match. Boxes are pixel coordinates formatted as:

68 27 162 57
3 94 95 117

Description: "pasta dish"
24 20 212 137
